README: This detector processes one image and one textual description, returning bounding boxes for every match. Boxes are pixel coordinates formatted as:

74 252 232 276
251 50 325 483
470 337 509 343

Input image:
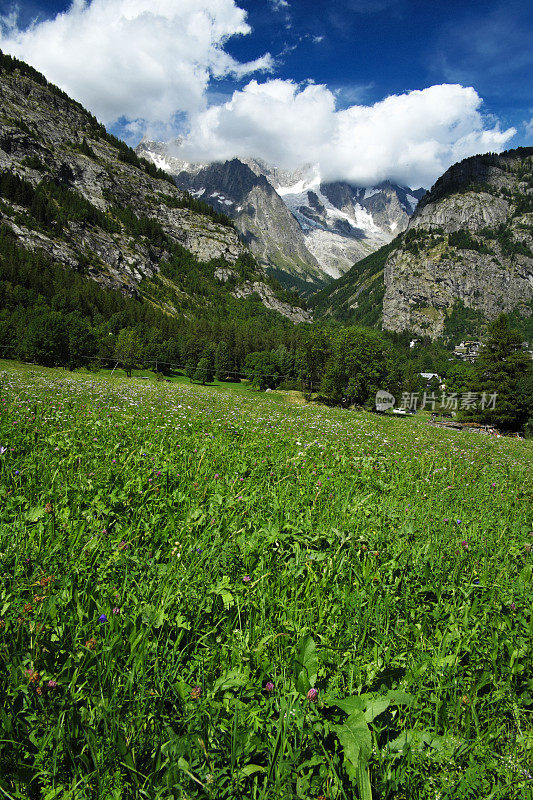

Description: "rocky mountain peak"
138 140 424 292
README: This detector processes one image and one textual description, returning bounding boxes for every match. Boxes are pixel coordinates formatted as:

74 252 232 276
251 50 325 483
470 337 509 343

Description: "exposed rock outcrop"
0 54 310 324
382 148 533 338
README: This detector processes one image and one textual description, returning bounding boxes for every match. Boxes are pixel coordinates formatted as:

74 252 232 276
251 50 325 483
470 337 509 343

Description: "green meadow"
0 361 531 800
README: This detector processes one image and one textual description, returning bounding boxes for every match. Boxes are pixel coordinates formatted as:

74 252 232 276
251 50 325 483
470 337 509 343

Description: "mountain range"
1 49 531 347
136 139 425 293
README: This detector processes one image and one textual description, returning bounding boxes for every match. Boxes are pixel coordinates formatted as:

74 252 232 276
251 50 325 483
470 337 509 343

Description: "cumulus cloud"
179 80 516 187
0 0 274 127
0 1 517 187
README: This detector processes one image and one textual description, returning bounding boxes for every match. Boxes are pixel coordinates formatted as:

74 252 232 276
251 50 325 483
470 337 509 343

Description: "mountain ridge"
0 49 311 325
136 139 424 292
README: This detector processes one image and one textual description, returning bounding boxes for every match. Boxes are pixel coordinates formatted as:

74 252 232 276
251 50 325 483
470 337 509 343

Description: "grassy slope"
0 361 531 799
311 241 397 327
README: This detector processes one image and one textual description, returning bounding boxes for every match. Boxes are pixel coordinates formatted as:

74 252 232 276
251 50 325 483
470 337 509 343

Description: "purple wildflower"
265 681 274 693
243 575 251 583
307 687 319 702
98 614 108 624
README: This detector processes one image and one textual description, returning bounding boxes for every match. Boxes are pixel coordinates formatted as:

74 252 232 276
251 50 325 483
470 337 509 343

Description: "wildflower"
44 502 52 514
98 614 108 624
0 618 4 629
191 685 202 699
307 687 319 702
461 540 469 550
242 575 251 583
456 519 462 524
265 681 274 693
47 680 58 690
85 637 96 650
196 548 203 554
112 607 120 615
0 446 7 455
26 668 40 684
118 541 129 551
510 602 516 611
23 603 33 614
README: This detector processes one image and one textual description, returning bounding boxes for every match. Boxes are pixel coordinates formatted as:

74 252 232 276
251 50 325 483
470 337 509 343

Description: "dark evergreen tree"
215 341 232 381
466 314 532 430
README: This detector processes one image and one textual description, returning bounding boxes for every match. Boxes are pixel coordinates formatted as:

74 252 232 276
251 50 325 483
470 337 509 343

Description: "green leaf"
213 669 248 694
238 764 265 778
24 506 45 522
333 710 372 768
383 689 417 708
328 695 365 715
364 697 390 723
293 634 317 694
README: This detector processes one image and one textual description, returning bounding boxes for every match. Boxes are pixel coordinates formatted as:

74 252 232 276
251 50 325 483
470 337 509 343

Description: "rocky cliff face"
382 148 533 338
167 156 325 290
136 140 424 291
312 148 533 340
0 53 308 323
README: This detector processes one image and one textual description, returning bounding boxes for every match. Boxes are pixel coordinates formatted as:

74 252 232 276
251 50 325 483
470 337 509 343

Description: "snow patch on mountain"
136 139 424 288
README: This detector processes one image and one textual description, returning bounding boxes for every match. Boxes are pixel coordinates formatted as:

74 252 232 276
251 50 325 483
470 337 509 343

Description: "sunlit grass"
0 361 531 800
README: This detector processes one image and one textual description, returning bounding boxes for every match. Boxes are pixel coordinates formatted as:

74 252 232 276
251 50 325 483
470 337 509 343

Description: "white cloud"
525 117 533 139
0 0 274 126
0 1 517 188
179 80 516 187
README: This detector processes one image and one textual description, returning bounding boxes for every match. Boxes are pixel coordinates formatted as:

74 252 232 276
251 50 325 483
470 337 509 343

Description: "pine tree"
467 314 532 430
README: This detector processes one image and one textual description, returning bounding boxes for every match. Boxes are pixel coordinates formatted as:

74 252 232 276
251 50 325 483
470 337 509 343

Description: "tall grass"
0 361 531 799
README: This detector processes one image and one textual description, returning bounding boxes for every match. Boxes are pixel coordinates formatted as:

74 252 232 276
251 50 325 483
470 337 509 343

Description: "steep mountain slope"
314 148 533 340
0 51 309 324
136 140 424 291
175 158 325 290
383 148 533 338
310 241 395 328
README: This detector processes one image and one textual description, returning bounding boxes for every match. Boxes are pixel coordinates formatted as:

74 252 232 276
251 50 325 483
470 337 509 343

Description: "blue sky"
225 0 532 134
1 0 531 187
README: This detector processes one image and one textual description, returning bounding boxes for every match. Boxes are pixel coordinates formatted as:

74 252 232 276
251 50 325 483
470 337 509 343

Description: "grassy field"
0 361 531 800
